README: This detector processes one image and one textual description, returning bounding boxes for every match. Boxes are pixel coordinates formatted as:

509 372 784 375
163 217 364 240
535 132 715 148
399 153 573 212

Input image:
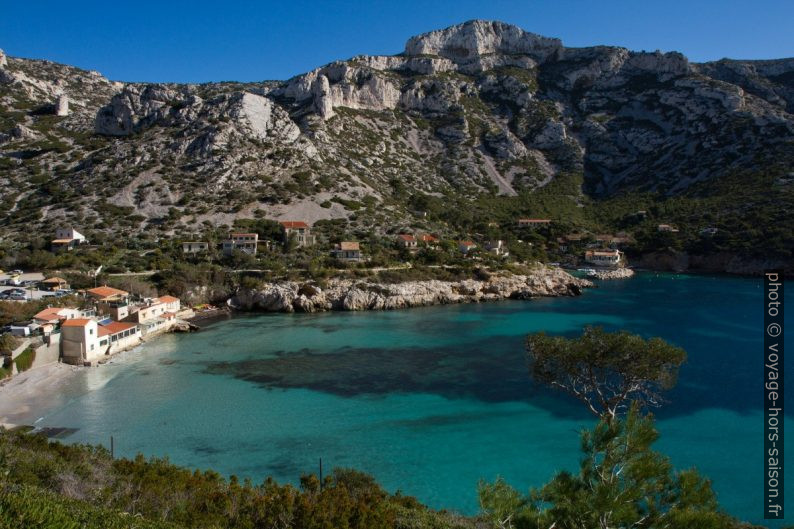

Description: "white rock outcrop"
96 86 300 144
229 267 592 313
55 94 69 116
405 20 562 65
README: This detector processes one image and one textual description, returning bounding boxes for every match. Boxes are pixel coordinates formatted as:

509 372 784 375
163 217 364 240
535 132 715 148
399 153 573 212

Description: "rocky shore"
591 268 635 280
228 267 592 313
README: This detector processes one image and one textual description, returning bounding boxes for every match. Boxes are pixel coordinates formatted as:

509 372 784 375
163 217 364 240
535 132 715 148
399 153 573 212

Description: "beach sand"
0 362 82 428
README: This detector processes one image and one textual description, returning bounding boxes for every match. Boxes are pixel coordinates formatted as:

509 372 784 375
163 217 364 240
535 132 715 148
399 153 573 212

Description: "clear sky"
2 0 793 83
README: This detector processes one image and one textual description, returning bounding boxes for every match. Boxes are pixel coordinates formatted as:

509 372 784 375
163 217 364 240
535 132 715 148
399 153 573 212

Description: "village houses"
30 290 184 366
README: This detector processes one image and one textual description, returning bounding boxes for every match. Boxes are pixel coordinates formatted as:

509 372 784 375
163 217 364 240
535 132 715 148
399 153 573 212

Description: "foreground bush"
0 428 471 529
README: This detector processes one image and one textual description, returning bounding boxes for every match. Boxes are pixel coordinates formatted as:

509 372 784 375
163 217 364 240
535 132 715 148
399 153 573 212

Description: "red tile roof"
87 286 128 299
398 234 416 242
34 307 68 322
99 321 137 336
158 295 180 303
280 221 309 229
420 234 438 242
62 318 93 327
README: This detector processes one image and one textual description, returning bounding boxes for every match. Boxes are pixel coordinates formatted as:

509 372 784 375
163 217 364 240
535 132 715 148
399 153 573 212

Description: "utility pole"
319 457 323 491
110 435 114 459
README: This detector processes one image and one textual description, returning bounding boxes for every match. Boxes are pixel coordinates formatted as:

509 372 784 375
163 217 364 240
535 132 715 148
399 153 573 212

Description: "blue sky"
2 0 793 83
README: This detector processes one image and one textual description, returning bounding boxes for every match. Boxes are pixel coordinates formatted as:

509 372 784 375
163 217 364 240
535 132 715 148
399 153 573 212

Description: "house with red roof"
458 241 477 254
397 234 418 250
280 221 315 247
87 285 130 320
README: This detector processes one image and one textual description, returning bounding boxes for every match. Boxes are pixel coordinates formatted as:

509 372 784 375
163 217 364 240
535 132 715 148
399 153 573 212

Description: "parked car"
21 280 38 287
0 293 11 300
9 270 23 276
8 294 26 301
41 293 56 299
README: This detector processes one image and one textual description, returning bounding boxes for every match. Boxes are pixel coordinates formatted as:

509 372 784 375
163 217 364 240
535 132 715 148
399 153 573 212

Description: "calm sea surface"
20 273 793 526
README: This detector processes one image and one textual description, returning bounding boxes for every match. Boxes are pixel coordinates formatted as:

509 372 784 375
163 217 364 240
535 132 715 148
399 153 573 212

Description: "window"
89 329 93 335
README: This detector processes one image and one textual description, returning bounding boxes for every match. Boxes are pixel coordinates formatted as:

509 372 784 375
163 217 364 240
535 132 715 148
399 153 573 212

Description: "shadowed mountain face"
0 20 792 238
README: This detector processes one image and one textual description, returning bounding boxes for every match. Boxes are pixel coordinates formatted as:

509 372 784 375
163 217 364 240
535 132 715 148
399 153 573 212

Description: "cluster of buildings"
554 232 633 268
183 221 317 257
28 286 184 366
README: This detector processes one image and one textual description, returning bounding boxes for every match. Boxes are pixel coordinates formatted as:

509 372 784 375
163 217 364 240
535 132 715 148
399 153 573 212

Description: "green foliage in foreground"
0 483 179 529
0 428 471 529
478 407 761 529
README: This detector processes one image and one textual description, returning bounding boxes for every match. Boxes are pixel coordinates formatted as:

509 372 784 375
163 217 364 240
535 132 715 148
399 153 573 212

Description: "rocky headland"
229 267 591 313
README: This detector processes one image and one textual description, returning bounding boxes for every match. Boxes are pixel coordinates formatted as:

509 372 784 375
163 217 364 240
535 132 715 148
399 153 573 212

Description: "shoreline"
0 362 82 428
228 267 592 313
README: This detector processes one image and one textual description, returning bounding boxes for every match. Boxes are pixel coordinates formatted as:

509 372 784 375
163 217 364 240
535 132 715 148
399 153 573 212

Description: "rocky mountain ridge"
1 20 792 243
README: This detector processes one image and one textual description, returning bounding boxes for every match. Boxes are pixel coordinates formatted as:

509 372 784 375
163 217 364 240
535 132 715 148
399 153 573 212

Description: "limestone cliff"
229 267 591 313
0 20 792 243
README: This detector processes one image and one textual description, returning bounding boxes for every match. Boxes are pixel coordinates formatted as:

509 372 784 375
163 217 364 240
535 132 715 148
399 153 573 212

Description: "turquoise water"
22 273 793 526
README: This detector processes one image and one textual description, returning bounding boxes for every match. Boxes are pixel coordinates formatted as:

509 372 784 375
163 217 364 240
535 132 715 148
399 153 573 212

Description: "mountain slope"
0 20 792 246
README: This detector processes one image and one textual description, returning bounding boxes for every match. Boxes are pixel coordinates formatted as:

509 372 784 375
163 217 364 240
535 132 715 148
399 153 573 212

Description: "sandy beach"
0 362 82 428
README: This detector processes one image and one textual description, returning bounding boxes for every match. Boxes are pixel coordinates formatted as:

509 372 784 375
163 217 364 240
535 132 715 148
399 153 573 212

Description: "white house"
33 307 83 325
485 240 508 257
280 221 315 247
61 318 102 365
182 241 209 254
98 321 140 355
157 295 181 313
584 249 623 268
222 233 259 256
331 241 362 262
52 227 86 252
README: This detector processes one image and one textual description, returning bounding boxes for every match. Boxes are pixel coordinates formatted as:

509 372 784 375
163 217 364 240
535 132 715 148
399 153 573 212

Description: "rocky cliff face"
229 267 591 313
1 20 793 240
